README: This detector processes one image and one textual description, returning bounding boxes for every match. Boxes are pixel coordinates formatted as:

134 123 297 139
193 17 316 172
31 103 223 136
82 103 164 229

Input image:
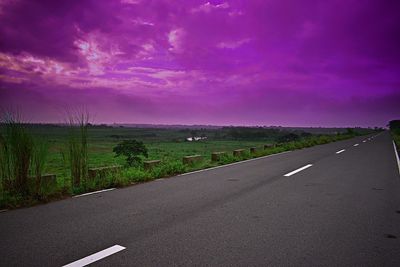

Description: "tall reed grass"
30 138 48 196
0 113 33 196
65 110 90 189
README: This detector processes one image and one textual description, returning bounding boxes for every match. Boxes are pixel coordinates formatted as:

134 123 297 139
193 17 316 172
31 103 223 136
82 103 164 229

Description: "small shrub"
277 133 300 143
113 139 148 167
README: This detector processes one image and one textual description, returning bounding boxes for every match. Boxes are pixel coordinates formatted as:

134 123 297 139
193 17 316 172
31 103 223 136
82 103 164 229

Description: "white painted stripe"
63 245 126 267
393 141 400 176
73 188 115 198
156 178 165 181
336 149 346 154
362 140 367 143
178 151 292 177
353 144 359 147
284 164 313 177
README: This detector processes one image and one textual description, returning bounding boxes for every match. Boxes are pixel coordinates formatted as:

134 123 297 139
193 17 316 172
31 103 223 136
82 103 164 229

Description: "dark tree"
113 140 148 167
300 132 312 138
389 120 400 130
345 128 355 136
277 133 300 143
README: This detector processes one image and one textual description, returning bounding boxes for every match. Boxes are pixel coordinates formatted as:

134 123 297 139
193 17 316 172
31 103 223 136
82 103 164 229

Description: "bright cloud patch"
191 2 230 13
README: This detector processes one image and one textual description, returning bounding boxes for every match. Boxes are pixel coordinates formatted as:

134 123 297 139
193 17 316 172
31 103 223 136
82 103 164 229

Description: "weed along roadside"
29 174 57 195
0 115 379 210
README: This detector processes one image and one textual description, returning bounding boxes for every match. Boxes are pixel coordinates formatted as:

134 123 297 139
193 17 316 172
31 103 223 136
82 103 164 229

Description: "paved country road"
1 132 400 267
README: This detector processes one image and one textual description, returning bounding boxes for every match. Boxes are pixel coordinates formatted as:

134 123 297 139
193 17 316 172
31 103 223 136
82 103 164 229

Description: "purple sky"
0 0 399 127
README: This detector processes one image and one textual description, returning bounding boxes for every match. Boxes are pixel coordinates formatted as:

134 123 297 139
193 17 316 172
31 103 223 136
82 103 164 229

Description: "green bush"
113 139 148 167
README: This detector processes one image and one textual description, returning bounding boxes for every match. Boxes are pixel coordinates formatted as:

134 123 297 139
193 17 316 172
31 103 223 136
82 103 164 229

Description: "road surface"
1 131 400 266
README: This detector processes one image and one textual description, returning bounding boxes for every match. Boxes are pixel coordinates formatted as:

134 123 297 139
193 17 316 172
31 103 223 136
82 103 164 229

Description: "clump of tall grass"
150 161 187 178
65 110 90 189
218 153 238 165
0 113 33 196
73 168 119 194
120 167 151 184
30 138 48 196
0 112 49 199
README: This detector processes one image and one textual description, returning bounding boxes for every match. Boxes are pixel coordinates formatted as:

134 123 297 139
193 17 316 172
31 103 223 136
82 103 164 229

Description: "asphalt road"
1 131 400 266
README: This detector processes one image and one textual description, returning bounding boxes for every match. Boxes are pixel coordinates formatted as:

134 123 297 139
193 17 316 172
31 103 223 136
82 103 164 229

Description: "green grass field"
28 126 272 179
0 124 376 208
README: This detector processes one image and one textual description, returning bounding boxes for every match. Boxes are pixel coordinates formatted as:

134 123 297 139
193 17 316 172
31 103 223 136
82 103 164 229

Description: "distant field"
25 126 276 180
26 125 372 180
1 124 377 208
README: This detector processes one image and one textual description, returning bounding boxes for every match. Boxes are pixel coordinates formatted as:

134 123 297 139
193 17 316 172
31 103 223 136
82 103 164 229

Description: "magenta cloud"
0 0 399 126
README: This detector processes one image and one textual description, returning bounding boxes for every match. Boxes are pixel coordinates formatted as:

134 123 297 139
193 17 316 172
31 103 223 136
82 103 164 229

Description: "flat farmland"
27 125 272 179
1 124 372 208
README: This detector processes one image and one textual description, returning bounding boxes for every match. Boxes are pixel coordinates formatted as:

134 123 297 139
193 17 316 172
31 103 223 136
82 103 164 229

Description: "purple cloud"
0 0 399 126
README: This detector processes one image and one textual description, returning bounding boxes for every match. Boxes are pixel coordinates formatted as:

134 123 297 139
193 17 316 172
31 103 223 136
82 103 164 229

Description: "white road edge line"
392 141 400 176
73 188 116 198
336 149 346 154
284 164 313 177
178 151 292 177
353 144 359 147
63 245 126 267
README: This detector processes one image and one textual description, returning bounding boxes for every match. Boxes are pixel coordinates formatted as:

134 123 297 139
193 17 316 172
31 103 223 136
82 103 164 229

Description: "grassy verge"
392 129 400 149
389 120 400 150
69 133 364 192
0 126 373 209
